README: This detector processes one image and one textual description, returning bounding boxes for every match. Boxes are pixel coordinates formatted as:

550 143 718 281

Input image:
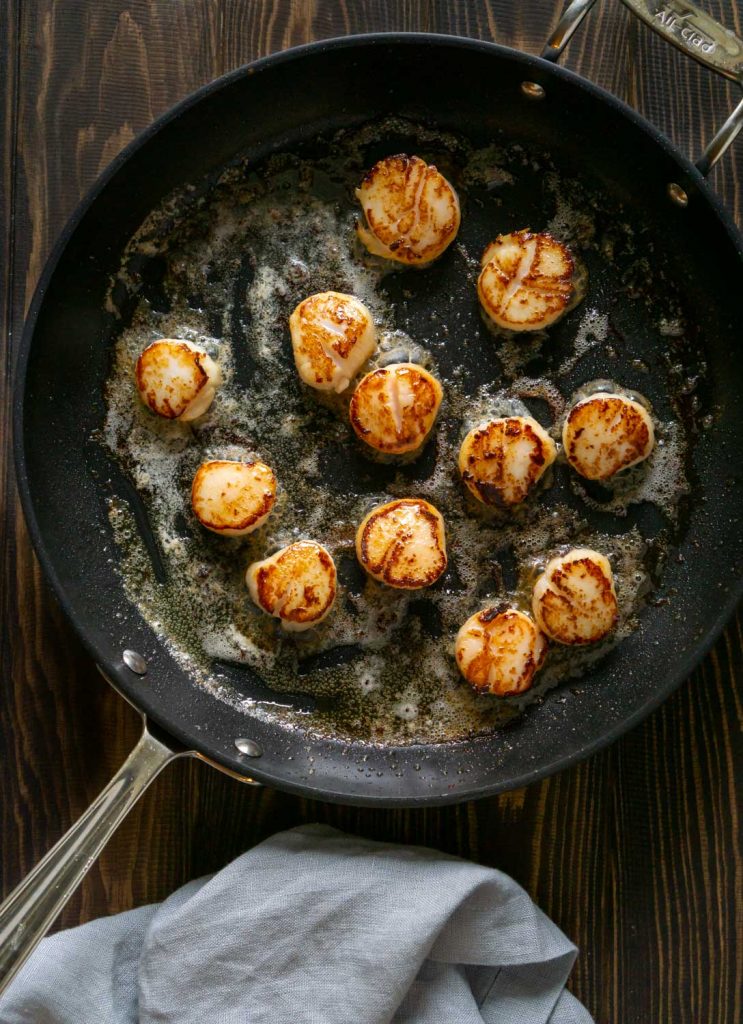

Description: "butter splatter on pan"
100 118 703 745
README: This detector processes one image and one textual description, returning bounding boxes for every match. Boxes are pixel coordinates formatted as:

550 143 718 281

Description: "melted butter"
101 119 697 745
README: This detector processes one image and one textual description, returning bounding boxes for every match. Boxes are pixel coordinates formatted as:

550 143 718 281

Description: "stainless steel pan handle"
541 0 743 176
0 720 182 998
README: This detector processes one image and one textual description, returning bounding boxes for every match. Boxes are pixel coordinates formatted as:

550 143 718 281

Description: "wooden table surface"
1 1 741 1020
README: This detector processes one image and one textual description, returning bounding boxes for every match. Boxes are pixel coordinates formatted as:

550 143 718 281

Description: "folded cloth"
0 824 594 1024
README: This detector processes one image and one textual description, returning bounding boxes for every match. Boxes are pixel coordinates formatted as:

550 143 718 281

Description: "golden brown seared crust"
477 229 575 331
532 549 618 645
355 498 447 589
248 540 336 628
458 416 557 507
349 363 443 454
135 339 209 419
356 154 460 265
563 394 654 480
191 460 276 534
289 292 376 392
455 607 547 696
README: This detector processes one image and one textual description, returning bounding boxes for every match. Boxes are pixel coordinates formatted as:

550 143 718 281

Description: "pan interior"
101 115 699 746
18 37 743 800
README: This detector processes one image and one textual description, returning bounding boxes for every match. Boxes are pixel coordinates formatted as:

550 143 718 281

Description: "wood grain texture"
1 2 741 1021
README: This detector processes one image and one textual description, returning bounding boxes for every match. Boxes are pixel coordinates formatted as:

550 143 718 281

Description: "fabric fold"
0 824 593 1024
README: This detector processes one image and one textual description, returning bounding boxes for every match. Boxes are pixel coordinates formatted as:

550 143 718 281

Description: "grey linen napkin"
0 824 594 1024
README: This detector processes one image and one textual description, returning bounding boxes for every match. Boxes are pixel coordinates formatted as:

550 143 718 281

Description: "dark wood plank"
1 2 741 1022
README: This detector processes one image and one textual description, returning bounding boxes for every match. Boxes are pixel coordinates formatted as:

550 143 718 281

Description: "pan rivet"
521 81 546 100
123 649 147 675
667 182 689 207
235 737 262 758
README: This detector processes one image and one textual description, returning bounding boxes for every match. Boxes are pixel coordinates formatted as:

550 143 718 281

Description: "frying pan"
2 0 742 993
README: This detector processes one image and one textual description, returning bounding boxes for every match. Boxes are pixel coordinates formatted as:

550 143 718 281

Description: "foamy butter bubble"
374 329 430 369
393 699 419 722
202 621 272 668
358 656 384 694
544 171 597 247
462 382 533 431
558 308 609 376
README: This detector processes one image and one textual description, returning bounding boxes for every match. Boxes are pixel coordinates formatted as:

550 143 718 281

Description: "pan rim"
13 31 743 805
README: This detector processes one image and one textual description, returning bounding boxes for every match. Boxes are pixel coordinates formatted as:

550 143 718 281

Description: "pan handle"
0 720 182 998
541 0 743 176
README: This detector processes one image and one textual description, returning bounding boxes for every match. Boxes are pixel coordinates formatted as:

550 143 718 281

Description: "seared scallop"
455 607 547 696
458 416 557 507
135 339 221 420
246 540 337 632
355 498 447 589
477 230 577 331
563 392 655 480
349 363 442 455
289 291 377 393
532 548 618 645
356 154 461 265
191 460 276 537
